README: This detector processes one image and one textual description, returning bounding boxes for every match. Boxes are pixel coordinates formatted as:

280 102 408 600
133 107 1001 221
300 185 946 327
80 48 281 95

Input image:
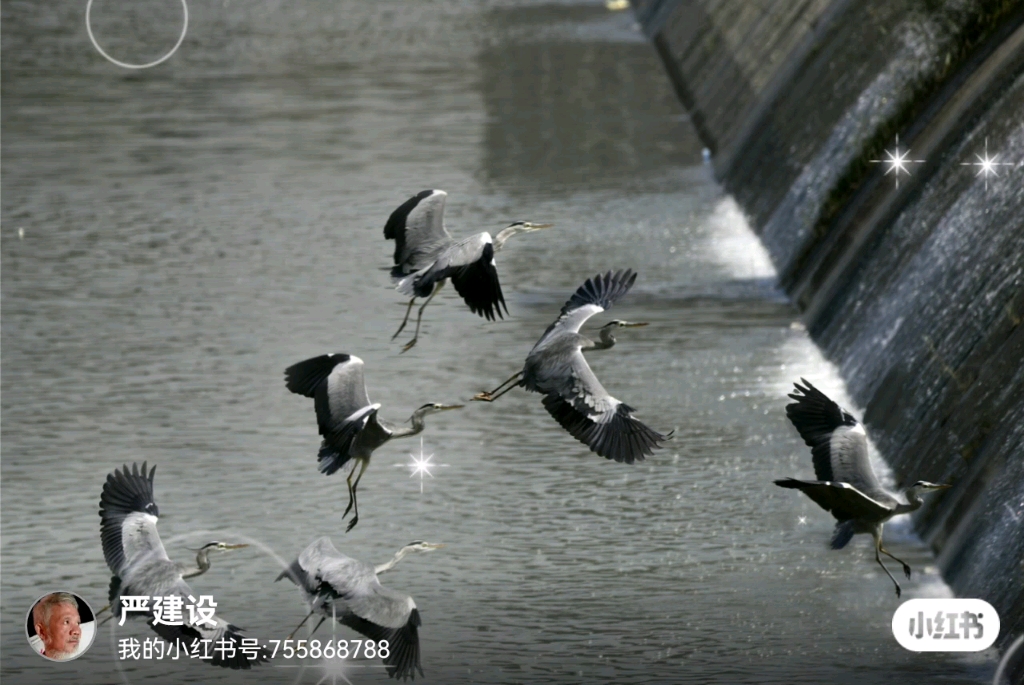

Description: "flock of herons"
95 190 950 679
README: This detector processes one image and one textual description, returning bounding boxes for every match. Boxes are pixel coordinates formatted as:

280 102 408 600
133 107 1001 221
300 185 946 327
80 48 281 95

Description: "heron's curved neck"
593 327 617 350
180 548 211 579
492 226 524 251
893 489 926 516
375 547 410 575
391 410 429 439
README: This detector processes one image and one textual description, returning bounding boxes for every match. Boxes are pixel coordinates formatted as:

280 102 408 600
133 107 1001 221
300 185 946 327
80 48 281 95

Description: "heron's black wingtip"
563 269 639 316
100 462 158 518
285 354 351 398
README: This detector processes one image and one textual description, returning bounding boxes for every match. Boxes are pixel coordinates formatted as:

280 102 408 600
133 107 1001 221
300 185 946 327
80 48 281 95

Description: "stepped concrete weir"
635 0 1024 661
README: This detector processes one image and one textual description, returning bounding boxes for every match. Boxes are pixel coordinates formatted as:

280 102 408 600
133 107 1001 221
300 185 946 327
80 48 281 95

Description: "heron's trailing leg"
880 545 913 579
391 298 417 341
287 609 315 640
401 281 445 353
343 459 370 533
874 533 902 597
308 616 327 637
472 371 523 402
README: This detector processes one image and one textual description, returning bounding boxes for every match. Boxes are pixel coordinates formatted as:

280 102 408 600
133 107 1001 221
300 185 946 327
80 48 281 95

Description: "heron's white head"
597 320 648 348
505 220 553 232
193 541 250 554
494 221 554 249
403 541 445 553
908 481 951 494
414 402 464 417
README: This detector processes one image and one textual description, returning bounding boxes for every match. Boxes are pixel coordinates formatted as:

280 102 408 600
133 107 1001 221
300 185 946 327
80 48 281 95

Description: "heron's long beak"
934 483 952 490
621 321 649 328
524 222 553 231
425 543 445 550
439 404 464 411
224 543 250 550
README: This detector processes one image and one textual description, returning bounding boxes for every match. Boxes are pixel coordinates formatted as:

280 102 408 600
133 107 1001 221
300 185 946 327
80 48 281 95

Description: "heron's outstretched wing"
286 537 363 589
532 269 637 352
385 190 454 275
410 233 506 320
340 604 423 681
99 462 167 577
540 351 667 464
785 379 886 497
285 355 386 474
283 538 423 681
773 478 895 521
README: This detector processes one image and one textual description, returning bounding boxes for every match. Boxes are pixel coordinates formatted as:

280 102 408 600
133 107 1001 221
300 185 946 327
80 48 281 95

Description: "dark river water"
0 1 998 683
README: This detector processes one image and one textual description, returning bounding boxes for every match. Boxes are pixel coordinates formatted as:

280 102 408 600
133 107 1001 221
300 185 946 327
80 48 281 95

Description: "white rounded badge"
892 598 1000 652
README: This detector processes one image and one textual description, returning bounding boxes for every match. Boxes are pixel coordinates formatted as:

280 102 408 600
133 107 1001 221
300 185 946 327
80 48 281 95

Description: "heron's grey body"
284 353 461 531
384 189 551 350
475 269 671 464
775 380 950 597
98 463 267 669
277 537 441 681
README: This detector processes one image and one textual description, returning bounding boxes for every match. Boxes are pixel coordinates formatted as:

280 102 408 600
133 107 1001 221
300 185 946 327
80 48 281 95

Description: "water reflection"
479 3 699 195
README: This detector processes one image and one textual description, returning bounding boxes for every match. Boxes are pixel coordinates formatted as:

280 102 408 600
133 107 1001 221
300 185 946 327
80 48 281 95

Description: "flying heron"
384 189 552 352
473 269 672 464
277 537 443 681
98 462 268 669
284 353 462 531
774 379 951 597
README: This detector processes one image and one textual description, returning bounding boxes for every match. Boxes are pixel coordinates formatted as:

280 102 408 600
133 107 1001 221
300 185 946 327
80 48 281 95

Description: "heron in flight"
385 189 552 352
774 380 951 597
285 353 463 532
473 269 671 464
277 537 443 681
98 463 268 669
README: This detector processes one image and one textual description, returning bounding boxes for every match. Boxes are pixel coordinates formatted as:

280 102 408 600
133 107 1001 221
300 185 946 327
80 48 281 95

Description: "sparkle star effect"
798 516 807 525
870 134 925 189
394 437 448 493
960 137 1015 190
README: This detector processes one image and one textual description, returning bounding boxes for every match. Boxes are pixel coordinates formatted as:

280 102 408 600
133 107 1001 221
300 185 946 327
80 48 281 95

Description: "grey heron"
284 353 462 531
473 269 672 464
774 379 951 597
276 537 443 681
98 462 268 669
385 189 552 352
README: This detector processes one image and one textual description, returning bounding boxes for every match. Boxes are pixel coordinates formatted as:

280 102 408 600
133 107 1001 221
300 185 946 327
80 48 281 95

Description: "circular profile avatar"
27 592 96 661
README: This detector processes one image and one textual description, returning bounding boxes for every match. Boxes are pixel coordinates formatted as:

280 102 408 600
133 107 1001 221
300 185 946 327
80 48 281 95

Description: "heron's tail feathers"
394 270 421 298
285 354 351 398
275 559 310 587
831 520 856 549
773 477 819 489
317 441 353 476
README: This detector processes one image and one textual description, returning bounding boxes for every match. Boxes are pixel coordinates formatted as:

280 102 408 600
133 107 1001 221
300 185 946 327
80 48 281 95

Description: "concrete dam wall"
634 0 1024 651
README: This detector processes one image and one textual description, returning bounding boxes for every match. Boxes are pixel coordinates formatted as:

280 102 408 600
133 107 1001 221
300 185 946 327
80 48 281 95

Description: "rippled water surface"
1 1 996 683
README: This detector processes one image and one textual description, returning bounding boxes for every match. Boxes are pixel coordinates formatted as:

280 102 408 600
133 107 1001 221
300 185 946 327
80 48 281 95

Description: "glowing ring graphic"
994 634 1024 685
86 0 188 70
